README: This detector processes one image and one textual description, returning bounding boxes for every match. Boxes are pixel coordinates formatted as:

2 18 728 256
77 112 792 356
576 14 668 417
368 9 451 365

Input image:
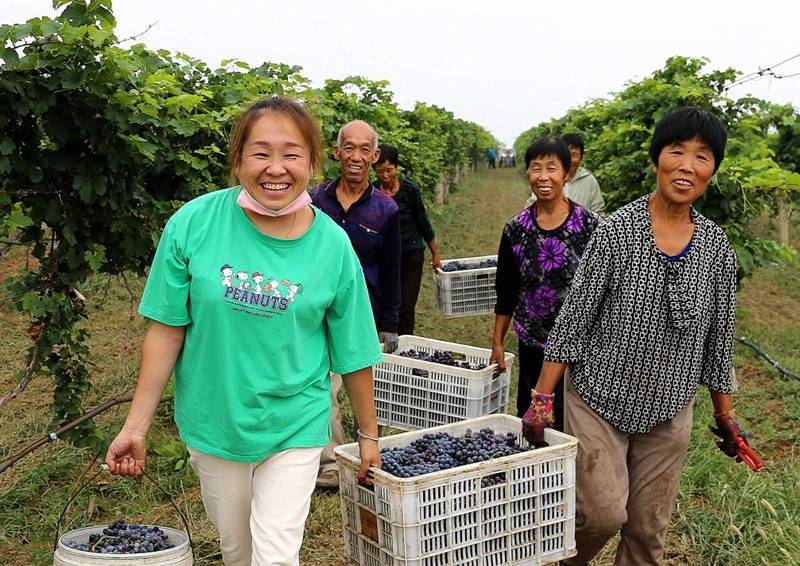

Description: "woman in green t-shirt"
105 97 383 565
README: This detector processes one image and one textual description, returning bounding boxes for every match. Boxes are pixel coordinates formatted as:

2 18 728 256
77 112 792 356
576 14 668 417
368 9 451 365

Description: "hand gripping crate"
334 414 578 565
433 255 497 317
375 336 514 431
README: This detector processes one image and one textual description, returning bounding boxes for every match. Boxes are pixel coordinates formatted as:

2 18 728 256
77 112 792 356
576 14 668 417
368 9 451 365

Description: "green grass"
1 168 798 565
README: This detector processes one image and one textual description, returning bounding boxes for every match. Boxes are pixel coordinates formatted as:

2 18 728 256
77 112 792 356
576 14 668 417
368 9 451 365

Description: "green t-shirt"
139 187 383 462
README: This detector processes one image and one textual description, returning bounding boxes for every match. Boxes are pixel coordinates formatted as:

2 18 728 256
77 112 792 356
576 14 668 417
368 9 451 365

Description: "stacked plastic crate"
433 255 497 318
374 336 513 431
335 415 578 565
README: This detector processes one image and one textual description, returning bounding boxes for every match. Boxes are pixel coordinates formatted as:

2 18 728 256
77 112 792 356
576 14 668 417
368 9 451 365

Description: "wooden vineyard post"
435 175 448 205
777 193 790 246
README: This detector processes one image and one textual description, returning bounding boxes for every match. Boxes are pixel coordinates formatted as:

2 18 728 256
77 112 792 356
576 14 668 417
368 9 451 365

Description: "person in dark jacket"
311 120 401 489
373 145 442 335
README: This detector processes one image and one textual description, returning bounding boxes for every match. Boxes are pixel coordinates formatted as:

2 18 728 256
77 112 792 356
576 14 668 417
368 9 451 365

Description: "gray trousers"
318 372 347 473
563 379 694 566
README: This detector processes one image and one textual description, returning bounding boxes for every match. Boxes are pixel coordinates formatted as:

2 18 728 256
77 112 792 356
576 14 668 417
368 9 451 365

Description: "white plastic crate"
433 255 497 318
335 414 578 565
375 336 513 431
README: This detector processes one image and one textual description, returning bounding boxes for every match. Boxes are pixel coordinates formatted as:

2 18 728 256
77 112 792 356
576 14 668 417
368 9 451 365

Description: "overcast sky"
4 1 799 146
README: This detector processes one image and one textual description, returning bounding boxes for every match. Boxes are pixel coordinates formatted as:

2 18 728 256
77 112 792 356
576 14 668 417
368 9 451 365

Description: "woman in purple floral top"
490 137 600 429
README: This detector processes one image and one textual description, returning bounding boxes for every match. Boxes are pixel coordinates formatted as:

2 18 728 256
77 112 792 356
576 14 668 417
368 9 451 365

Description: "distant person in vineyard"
372 144 442 335
499 148 516 168
486 146 498 168
489 137 601 430
527 107 759 565
312 120 401 488
105 97 383 565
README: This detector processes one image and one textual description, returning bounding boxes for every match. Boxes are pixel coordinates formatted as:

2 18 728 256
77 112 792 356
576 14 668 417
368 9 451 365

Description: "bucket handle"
53 463 195 562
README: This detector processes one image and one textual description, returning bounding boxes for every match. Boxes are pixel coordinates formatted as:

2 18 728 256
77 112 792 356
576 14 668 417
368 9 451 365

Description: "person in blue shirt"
486 147 498 169
311 120 401 488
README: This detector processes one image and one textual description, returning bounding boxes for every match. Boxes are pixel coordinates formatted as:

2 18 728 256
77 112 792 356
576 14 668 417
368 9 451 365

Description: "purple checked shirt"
312 179 401 333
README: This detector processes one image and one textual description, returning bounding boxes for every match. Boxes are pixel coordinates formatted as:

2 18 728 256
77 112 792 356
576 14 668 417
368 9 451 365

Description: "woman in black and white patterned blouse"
523 107 760 565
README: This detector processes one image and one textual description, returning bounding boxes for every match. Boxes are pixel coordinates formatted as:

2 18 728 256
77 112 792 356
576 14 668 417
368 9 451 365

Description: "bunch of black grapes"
380 428 531 486
62 518 174 554
441 258 497 272
398 348 487 371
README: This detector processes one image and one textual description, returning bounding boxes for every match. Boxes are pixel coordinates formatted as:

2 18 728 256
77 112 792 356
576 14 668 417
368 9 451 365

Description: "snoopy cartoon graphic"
252 272 264 294
236 271 249 289
220 264 234 287
265 277 281 298
286 283 303 302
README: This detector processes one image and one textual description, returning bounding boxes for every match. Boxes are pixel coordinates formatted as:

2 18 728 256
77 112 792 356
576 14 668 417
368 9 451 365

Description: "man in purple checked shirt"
489 137 600 431
311 120 401 488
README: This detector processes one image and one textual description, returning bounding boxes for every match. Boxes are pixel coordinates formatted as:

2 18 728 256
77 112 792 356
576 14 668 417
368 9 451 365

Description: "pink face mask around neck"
237 187 312 217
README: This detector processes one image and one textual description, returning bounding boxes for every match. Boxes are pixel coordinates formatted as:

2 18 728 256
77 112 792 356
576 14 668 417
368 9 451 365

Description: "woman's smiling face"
654 136 716 206
235 112 313 211
527 154 567 202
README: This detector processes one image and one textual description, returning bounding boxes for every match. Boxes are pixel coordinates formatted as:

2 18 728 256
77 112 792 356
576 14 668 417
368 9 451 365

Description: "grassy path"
1 167 799 564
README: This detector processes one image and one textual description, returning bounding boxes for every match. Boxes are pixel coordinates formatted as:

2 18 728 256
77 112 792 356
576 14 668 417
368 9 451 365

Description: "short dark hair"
374 144 399 168
524 137 571 173
561 133 584 155
649 106 727 173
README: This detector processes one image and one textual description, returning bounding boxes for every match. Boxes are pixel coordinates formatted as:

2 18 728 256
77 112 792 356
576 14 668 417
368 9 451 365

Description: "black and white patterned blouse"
545 195 737 433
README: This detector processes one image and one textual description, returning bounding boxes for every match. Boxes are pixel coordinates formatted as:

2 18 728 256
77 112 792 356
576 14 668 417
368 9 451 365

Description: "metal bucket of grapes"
53 465 193 565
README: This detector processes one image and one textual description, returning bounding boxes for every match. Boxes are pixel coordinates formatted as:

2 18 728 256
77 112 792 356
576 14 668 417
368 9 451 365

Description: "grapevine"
0 1 497 444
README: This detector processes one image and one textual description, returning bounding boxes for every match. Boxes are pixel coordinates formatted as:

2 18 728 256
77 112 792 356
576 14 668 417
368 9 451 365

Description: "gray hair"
336 120 379 150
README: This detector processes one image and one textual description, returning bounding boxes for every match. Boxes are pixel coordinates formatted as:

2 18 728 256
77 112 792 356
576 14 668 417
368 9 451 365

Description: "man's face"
333 122 380 187
568 145 582 174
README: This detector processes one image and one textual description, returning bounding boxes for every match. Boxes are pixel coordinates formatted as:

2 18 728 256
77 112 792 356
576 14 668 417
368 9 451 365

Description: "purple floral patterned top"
495 201 600 349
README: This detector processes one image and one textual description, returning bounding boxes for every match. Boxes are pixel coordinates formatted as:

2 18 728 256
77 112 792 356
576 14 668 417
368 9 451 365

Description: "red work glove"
522 390 554 447
710 410 746 457
710 409 763 472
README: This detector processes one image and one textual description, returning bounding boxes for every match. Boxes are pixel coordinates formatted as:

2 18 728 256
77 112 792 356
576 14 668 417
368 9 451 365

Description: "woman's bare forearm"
534 361 567 395
342 366 379 436
710 390 734 416
492 314 511 347
122 322 185 436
